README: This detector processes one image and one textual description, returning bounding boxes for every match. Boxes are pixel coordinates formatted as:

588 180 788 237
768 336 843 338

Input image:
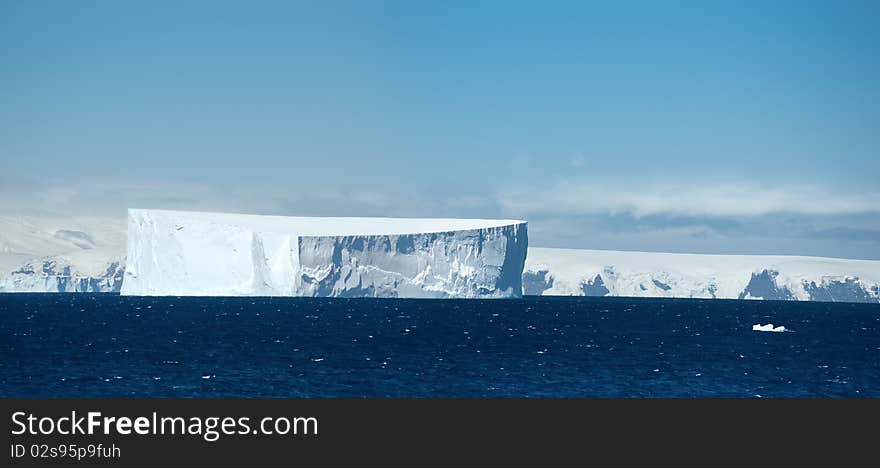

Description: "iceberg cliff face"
121 209 528 298
524 248 880 303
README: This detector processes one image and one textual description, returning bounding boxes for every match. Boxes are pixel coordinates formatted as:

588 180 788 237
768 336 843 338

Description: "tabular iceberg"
120 209 528 298
524 247 880 303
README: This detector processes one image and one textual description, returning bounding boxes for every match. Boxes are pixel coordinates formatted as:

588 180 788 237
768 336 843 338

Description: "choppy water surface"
1 294 877 397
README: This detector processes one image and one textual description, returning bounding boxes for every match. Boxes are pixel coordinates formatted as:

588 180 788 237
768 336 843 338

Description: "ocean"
1 294 878 397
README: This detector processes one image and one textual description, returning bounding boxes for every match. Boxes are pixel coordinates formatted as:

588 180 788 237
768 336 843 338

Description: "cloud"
809 227 880 242
0 174 498 221
2 174 877 259
569 155 587 168
496 181 880 218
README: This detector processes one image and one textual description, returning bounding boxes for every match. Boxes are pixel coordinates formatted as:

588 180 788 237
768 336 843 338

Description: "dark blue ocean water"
1 294 878 397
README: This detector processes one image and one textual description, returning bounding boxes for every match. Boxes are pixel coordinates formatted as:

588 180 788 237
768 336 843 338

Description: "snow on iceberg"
523 247 880 303
120 209 528 298
752 323 790 333
0 249 124 293
0 215 126 293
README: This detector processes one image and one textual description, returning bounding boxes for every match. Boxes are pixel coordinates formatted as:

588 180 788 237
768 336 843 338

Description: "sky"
2 1 878 259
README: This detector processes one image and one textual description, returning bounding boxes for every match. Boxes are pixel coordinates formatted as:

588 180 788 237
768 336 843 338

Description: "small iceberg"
752 323 790 333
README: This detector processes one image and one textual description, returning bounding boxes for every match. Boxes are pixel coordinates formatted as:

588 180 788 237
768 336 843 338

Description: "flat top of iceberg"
130 209 525 236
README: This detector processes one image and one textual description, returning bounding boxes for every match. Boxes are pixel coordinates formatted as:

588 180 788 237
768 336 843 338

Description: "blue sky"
2 1 878 258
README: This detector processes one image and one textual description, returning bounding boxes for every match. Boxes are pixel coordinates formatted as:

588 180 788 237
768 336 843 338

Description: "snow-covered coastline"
524 247 880 303
0 215 126 293
2 213 878 303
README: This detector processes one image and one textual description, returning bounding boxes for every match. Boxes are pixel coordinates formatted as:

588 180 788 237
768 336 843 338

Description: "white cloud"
569 154 587 168
0 175 493 220
1 174 878 258
497 181 880 218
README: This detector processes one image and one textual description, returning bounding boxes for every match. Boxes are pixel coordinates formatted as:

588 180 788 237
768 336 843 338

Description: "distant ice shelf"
524 247 880 303
120 209 528 298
